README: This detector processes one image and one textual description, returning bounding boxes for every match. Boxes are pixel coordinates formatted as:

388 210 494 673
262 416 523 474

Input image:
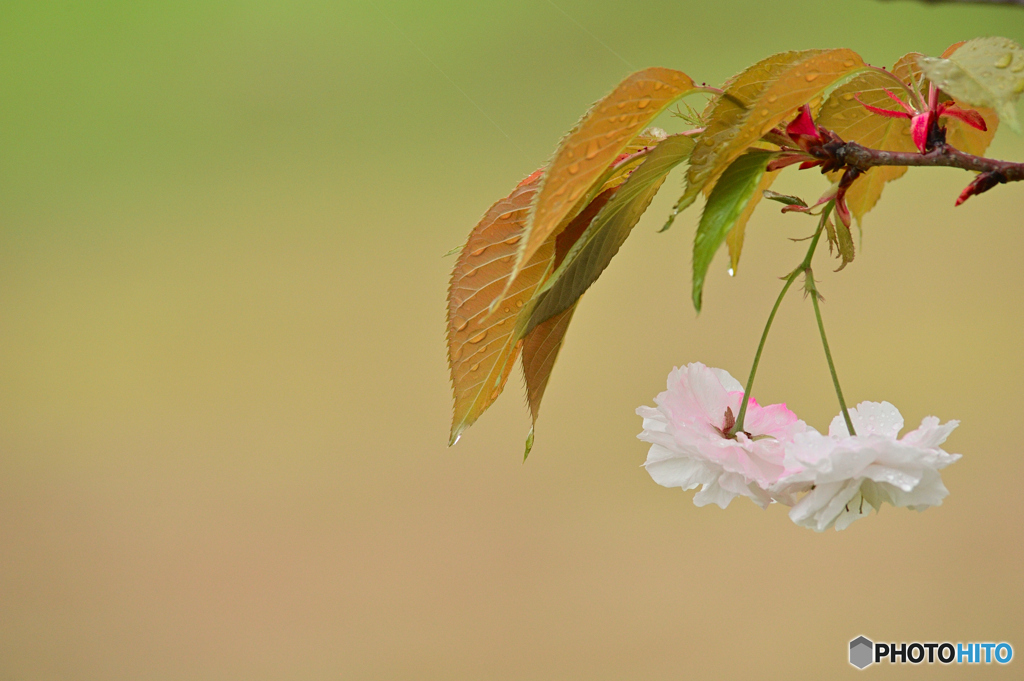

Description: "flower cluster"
637 363 961 531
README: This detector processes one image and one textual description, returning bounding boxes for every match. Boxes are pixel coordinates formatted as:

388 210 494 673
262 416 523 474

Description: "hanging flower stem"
807 277 856 437
731 204 832 436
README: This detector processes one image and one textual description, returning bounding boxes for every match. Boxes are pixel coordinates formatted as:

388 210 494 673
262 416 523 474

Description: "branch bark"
835 142 1024 183
879 0 1024 6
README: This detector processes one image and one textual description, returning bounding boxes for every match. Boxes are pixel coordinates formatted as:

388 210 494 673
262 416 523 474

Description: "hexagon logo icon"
849 636 874 669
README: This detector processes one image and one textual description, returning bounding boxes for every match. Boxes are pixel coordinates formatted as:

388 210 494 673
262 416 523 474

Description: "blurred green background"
2 1 1023 679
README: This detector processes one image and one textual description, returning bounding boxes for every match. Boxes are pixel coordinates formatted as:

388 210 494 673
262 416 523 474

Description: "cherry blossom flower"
773 401 961 532
637 363 807 509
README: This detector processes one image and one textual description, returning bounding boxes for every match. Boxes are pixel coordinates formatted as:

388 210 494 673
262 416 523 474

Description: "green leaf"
692 150 777 311
522 134 696 336
834 217 855 271
918 37 1024 133
762 190 807 207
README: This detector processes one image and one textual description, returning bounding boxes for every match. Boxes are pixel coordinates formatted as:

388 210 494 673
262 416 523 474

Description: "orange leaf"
447 172 554 445
521 302 578 459
512 68 695 285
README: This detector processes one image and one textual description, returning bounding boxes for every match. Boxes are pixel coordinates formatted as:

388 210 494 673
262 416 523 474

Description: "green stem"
809 281 856 437
731 207 830 435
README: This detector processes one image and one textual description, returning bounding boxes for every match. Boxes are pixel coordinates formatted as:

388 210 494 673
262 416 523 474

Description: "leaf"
679 49 865 213
834 215 855 271
692 150 778 311
447 172 555 445
512 68 696 285
725 168 779 274
919 37 1024 133
520 302 578 459
762 189 807 207
817 63 918 225
523 134 696 336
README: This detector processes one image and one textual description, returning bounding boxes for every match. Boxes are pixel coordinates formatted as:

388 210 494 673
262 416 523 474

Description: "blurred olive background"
2 1 1023 679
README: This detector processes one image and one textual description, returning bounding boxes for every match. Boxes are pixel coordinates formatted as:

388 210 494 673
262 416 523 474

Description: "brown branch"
879 0 1024 6
836 141 1024 182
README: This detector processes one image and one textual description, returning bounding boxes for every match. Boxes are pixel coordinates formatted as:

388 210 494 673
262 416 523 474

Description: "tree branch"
879 0 1024 6
835 142 1024 183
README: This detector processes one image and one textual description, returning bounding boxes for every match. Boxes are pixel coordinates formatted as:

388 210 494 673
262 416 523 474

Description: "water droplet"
515 300 524 308
469 363 480 372
569 186 584 201
842 93 854 101
500 255 513 262
1015 80 1024 94
451 433 461 445
499 211 513 220
995 53 1013 69
514 339 524 350
586 140 600 159
617 101 628 109
1011 61 1024 73
503 306 510 313
727 268 734 277
760 109 769 117
451 346 463 361
566 149 574 159
804 72 819 82
843 59 855 68
553 185 567 197
489 388 500 401
468 330 488 344
605 131 618 140
704 137 716 146
618 114 628 122
470 246 487 257
504 235 521 245
454 316 468 331
637 97 651 109
568 162 580 174
653 82 663 91
766 94 778 103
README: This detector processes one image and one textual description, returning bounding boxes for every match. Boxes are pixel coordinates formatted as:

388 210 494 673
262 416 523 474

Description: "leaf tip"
523 427 535 461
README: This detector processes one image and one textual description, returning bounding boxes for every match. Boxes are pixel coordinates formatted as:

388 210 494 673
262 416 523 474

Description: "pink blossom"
637 363 807 509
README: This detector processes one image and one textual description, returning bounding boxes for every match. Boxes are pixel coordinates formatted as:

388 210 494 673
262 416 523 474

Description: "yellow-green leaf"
919 37 1024 132
679 49 864 213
